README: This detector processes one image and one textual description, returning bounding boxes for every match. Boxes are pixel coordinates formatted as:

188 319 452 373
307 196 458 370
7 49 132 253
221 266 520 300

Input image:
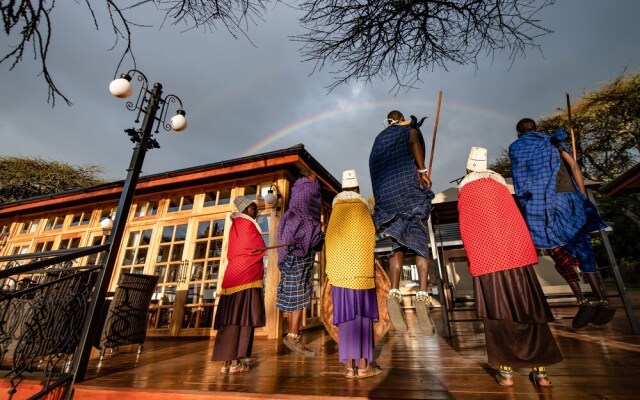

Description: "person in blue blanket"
509 118 616 328
369 110 435 336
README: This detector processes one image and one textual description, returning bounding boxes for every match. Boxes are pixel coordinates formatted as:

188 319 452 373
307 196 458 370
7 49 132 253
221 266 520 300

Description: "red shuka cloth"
221 215 266 292
458 177 538 277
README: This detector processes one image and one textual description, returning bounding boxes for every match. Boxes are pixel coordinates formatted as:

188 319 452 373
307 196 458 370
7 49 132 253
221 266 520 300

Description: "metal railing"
0 245 108 399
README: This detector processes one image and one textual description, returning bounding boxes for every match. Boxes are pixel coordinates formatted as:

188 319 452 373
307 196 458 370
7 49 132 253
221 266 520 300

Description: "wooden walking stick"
566 93 577 158
252 243 292 252
427 90 443 180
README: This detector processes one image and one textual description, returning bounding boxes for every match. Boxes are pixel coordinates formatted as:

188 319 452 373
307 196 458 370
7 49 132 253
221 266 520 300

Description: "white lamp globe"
264 190 277 206
109 75 133 99
100 218 114 230
170 110 188 132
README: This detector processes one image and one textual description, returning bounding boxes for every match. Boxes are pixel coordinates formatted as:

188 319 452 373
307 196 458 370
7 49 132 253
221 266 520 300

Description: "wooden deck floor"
3 295 639 399
66 295 640 400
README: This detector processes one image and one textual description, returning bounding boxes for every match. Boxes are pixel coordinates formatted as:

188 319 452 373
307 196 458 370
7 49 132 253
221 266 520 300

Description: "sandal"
386 290 407 333
591 301 616 326
228 361 250 374
220 362 230 374
529 369 552 387
495 372 513 387
495 366 513 387
415 292 436 336
357 364 382 379
344 367 357 379
572 300 597 329
283 334 316 358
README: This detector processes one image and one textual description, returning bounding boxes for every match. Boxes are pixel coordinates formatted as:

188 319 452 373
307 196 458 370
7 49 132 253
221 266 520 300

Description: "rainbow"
240 98 514 157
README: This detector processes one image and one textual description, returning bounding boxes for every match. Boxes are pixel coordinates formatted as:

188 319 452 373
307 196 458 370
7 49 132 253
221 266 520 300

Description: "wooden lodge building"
0 144 341 340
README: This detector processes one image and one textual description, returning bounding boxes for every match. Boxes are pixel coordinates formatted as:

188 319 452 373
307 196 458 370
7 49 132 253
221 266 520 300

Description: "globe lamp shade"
100 218 114 230
264 190 277 206
109 75 133 99
170 110 188 132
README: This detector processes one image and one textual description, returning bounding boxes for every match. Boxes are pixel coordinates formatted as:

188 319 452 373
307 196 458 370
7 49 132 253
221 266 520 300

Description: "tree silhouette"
295 0 554 91
1 0 554 104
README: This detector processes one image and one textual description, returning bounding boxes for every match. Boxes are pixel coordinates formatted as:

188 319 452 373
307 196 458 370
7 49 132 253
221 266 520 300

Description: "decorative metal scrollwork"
1 261 101 399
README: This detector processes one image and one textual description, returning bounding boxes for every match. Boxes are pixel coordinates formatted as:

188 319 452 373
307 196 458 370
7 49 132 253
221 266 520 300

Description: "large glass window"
87 234 109 266
181 217 226 330
256 214 271 291
99 207 115 225
44 215 66 231
33 240 54 253
134 201 159 217
203 188 232 207
59 237 81 250
148 223 188 330
70 211 91 227
19 219 40 235
121 228 153 276
11 245 30 256
167 195 195 213
243 185 258 201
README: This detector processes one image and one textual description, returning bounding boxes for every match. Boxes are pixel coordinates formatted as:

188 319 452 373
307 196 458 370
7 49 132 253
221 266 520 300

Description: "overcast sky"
1 0 639 197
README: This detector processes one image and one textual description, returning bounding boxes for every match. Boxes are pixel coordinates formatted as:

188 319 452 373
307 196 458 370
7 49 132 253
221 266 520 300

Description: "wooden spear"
427 90 443 180
252 243 292 252
566 93 577 158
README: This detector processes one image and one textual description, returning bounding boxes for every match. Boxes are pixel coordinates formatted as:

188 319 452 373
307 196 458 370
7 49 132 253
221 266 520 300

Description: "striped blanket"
509 130 606 272
369 122 434 258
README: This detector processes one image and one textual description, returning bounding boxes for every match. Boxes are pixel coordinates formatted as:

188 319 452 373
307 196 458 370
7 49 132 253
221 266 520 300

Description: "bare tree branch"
2 1 554 103
294 0 555 92
0 0 272 106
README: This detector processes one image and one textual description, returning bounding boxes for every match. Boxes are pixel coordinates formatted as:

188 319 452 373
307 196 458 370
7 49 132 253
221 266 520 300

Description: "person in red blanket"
212 195 266 374
458 147 563 387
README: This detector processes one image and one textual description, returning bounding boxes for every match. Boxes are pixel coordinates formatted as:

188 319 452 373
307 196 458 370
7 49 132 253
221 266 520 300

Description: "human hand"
419 172 432 189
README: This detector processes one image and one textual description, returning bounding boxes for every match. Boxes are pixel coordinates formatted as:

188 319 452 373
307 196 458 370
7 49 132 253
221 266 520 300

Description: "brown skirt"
211 288 265 362
474 265 563 368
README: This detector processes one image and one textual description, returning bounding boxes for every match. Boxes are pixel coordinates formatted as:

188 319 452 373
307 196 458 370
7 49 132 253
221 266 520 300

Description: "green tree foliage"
0 156 106 203
488 71 640 280
537 74 640 182
488 148 513 178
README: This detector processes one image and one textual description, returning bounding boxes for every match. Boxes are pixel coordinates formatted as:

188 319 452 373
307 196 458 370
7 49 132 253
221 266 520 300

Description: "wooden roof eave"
599 162 640 197
0 153 316 220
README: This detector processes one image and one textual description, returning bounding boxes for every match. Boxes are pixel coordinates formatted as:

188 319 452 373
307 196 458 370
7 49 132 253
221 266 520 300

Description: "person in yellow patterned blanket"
325 170 382 379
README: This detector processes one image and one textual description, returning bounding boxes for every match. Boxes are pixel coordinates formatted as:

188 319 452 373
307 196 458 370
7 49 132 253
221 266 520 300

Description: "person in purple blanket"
276 169 324 357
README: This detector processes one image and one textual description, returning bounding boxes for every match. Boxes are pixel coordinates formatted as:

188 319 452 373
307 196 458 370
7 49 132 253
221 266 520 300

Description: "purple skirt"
332 287 378 364
331 286 378 324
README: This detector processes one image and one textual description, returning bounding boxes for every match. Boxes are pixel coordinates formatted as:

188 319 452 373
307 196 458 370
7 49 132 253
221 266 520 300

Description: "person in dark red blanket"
458 147 563 387
212 195 266 374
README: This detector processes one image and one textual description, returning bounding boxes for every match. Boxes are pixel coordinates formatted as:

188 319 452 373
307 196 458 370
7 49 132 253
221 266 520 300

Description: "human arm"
409 127 432 189
559 149 587 196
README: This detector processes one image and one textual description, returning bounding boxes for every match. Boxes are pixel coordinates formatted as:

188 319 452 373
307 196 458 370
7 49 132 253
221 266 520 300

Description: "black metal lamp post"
71 69 187 383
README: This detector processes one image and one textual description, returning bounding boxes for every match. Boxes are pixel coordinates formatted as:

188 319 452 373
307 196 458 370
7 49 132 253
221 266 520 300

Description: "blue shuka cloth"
369 123 434 259
509 130 606 272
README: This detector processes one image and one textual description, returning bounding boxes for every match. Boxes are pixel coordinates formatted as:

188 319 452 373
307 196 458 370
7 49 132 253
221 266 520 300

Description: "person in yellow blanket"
325 170 382 379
